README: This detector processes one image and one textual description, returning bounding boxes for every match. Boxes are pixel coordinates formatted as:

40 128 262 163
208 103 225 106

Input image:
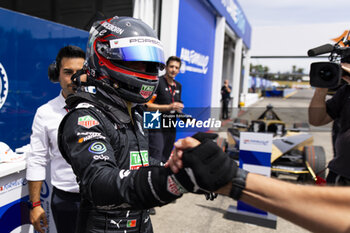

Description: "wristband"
29 200 41 209
229 169 248 200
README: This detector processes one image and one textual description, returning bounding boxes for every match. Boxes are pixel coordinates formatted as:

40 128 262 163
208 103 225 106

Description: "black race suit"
58 91 183 233
221 85 231 120
326 84 350 184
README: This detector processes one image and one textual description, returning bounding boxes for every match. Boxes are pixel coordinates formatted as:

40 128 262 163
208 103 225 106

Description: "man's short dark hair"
56 45 85 71
166 56 182 67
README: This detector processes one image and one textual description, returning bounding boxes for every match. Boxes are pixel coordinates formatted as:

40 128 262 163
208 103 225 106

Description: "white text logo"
180 48 209 74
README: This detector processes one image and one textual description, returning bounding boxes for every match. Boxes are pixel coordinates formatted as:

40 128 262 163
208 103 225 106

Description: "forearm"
174 136 350 233
89 166 179 209
308 88 332 126
28 181 43 202
218 173 350 233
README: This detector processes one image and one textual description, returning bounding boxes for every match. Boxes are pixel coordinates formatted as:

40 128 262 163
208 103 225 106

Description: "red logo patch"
77 115 100 129
167 176 182 196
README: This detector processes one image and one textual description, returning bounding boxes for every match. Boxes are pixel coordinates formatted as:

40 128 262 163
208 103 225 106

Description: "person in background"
308 58 350 185
221 79 231 119
146 56 184 163
26 45 85 233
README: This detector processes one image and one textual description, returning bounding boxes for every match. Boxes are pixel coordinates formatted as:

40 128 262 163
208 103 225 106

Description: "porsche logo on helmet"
140 85 154 99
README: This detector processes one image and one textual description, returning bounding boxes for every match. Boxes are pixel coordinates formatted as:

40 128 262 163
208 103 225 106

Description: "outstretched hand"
165 132 218 173
164 137 200 174
166 134 237 193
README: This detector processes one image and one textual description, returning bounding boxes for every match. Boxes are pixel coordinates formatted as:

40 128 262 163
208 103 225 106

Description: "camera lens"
319 67 335 81
310 62 341 88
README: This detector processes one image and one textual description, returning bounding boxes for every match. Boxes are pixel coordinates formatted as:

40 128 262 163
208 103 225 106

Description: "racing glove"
175 138 248 200
192 132 220 201
135 139 247 209
162 132 220 196
192 132 218 142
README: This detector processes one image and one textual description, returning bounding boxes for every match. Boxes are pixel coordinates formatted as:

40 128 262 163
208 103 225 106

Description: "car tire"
303 145 327 179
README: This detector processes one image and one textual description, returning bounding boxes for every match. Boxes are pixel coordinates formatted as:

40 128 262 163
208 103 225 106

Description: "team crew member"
146 56 183 163
26 45 85 233
57 17 222 233
309 58 350 185
221 80 231 119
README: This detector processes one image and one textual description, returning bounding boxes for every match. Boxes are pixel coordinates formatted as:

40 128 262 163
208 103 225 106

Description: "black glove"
192 132 222 201
181 139 236 192
168 164 218 201
179 138 248 200
192 132 218 142
166 139 223 195
165 132 219 196
168 167 208 195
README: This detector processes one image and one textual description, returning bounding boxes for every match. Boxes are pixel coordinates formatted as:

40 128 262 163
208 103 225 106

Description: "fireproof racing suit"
58 90 187 233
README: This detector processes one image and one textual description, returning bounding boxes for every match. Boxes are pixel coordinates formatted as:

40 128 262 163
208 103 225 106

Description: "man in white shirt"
26 45 85 233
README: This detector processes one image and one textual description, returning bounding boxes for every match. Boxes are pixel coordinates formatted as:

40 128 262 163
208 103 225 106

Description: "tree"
249 63 306 81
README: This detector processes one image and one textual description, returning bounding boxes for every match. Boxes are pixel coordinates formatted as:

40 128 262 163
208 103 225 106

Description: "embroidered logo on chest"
77 115 100 129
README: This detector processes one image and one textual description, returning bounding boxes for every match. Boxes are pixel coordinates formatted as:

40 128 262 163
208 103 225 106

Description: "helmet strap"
126 101 134 125
71 68 87 90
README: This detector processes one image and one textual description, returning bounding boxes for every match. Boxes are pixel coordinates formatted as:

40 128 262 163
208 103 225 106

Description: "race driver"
57 16 235 233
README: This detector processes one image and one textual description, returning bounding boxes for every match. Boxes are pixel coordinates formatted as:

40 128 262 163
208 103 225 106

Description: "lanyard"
168 82 177 103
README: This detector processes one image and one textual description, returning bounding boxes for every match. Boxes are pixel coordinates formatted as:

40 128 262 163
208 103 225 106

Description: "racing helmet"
86 16 165 103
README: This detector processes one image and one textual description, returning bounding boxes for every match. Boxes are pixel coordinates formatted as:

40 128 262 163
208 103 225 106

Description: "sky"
238 0 350 73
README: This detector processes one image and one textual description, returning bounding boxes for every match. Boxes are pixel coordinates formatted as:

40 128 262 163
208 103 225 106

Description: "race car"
225 105 326 184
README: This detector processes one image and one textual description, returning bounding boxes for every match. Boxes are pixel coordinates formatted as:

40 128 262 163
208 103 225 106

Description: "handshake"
165 132 248 201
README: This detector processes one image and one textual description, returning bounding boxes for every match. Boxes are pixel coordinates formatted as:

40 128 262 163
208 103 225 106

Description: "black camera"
309 62 342 88
308 37 350 89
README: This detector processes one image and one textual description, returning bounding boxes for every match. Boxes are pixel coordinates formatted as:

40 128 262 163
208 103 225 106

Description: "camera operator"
309 56 350 185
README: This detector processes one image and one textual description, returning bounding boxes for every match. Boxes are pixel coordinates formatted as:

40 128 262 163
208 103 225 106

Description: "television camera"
308 31 350 89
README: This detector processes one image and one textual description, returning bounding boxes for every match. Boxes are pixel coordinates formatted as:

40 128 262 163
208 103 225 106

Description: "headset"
47 45 86 83
48 61 59 83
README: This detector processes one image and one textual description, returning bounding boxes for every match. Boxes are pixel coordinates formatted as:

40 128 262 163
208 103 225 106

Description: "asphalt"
150 88 332 233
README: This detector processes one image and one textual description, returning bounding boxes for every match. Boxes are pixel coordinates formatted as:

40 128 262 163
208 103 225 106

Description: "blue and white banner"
175 0 216 139
0 165 55 232
206 0 252 48
238 132 272 215
176 0 215 109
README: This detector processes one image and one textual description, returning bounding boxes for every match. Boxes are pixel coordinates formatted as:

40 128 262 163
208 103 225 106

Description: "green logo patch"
130 150 149 170
140 85 154 99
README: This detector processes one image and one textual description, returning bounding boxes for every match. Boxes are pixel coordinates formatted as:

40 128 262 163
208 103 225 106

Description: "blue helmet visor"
107 37 165 69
